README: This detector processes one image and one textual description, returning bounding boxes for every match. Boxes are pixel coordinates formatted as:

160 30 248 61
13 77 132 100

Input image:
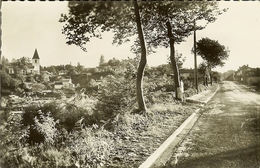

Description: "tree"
31 83 46 93
76 62 84 74
195 37 229 85
1 56 9 71
99 55 106 67
12 57 31 74
175 51 186 69
60 1 226 108
138 2 226 100
60 1 149 112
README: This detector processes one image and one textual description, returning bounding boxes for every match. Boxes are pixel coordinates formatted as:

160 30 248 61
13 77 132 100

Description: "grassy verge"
0 83 218 168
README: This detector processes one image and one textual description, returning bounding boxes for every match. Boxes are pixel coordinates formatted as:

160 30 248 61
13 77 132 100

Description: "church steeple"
32 48 40 74
32 49 40 59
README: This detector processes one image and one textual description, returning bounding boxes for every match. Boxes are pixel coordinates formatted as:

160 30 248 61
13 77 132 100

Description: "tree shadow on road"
164 144 260 168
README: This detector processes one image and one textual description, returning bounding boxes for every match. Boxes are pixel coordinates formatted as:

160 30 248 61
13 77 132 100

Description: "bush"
22 102 60 144
95 74 136 121
33 111 59 144
0 113 30 168
0 111 114 168
65 126 114 167
58 103 98 132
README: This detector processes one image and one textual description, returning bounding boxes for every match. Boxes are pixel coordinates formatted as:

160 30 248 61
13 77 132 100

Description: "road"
165 81 260 168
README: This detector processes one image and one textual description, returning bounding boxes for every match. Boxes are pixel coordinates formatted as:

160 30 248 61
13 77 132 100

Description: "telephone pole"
194 20 198 93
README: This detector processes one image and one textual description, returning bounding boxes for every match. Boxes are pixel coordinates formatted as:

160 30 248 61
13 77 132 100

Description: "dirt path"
164 81 260 168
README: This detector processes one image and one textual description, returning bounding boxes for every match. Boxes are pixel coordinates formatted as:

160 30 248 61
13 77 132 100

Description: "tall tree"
99 55 106 67
60 1 226 107
138 2 226 99
133 1 147 112
195 37 229 85
60 1 148 112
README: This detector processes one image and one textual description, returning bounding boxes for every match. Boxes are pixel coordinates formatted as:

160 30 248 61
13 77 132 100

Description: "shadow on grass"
164 143 260 168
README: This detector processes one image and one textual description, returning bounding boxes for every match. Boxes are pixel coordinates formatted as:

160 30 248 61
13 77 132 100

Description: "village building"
235 65 260 84
8 49 40 75
32 49 40 74
62 78 75 88
54 78 75 89
179 69 195 80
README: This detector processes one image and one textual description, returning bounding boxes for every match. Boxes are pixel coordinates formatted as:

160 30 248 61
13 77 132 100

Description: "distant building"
54 78 75 89
179 69 195 80
168 69 195 80
54 81 63 89
62 78 75 89
7 49 40 75
32 49 40 74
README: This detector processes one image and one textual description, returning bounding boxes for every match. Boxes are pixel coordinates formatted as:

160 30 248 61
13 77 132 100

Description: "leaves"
196 37 230 68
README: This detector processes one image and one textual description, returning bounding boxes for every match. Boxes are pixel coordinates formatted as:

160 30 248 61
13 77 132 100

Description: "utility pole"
194 20 198 93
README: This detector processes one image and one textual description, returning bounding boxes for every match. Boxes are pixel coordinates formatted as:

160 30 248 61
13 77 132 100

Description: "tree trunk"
166 21 182 100
209 66 213 85
134 1 147 112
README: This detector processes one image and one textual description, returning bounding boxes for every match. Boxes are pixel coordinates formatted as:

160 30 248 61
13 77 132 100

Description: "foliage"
0 113 30 168
95 58 137 121
21 100 98 143
196 37 230 68
184 84 208 98
99 55 106 67
33 111 59 144
112 112 151 139
167 50 186 69
31 83 46 92
1 70 23 91
22 103 60 144
11 57 32 73
66 126 114 167
0 110 114 168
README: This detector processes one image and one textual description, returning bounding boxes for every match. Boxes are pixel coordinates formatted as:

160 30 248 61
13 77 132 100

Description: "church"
31 49 40 74
8 49 40 75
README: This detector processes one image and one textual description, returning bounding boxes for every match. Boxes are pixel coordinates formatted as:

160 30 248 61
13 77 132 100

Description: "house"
62 78 75 89
235 65 254 82
179 69 195 80
168 69 194 80
8 67 15 74
54 78 75 89
54 81 63 89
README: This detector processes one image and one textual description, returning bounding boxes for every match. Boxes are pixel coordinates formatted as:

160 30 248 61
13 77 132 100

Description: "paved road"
165 81 260 168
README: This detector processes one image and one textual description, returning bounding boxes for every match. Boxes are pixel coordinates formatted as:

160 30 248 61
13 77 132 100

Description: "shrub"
66 125 114 167
95 74 136 121
33 111 59 144
58 103 98 132
0 113 30 168
22 100 98 143
22 102 61 144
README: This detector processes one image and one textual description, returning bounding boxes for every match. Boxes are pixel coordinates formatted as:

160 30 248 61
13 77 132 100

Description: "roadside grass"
0 93 201 168
165 103 260 168
0 83 217 168
109 101 200 167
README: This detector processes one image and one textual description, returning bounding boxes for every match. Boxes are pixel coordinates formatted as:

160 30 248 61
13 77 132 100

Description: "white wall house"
62 78 75 89
54 81 63 89
54 78 75 89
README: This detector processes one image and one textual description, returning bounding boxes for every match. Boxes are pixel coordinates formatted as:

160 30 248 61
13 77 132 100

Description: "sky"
1 1 260 73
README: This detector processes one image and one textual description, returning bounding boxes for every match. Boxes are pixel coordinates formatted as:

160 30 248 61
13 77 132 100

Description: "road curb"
139 85 219 168
139 109 201 168
186 84 220 104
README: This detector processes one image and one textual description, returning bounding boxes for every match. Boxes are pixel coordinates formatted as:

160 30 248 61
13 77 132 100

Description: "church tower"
32 49 40 74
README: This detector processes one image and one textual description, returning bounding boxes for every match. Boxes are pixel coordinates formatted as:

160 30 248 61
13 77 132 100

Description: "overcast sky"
1 1 260 72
